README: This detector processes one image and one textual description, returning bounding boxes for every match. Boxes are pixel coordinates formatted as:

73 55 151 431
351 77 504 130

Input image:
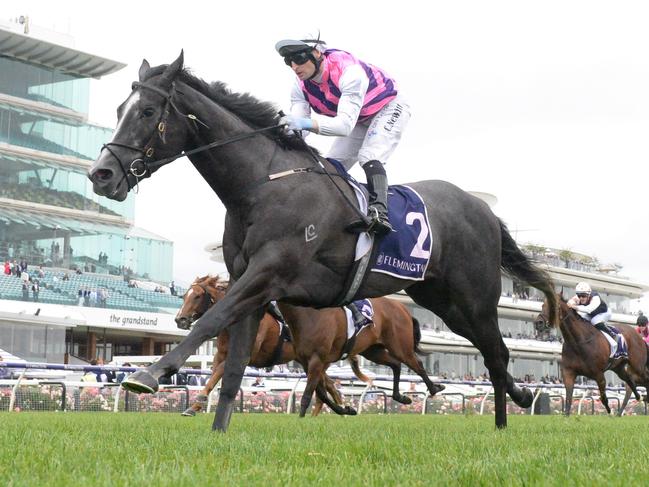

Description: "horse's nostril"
95 169 113 181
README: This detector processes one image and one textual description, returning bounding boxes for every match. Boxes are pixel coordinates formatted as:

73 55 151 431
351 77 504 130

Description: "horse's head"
88 51 190 201
534 293 568 334
174 275 227 330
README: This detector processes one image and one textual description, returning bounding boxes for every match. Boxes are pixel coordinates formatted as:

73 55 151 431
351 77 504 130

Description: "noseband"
101 81 191 193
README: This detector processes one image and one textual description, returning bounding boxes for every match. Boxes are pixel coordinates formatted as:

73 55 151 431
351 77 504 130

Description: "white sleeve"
575 295 602 314
316 64 369 137
289 79 311 118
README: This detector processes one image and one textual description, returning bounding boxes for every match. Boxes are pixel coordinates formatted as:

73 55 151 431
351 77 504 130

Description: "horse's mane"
143 65 318 154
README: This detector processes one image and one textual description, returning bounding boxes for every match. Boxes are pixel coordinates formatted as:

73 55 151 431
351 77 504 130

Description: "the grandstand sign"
82 308 184 335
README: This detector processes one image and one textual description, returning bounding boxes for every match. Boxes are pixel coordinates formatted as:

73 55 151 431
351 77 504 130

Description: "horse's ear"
160 50 184 86
138 59 151 82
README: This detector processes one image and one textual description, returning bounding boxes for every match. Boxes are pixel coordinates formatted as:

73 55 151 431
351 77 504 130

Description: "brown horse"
277 298 445 417
535 295 649 415
175 276 368 416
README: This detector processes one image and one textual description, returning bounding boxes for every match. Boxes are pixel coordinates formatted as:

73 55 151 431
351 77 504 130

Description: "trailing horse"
535 295 649 415
176 275 367 416
179 276 441 417
276 297 443 417
88 52 559 431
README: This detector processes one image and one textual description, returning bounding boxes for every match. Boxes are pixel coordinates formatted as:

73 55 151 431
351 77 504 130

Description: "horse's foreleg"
182 361 225 417
299 359 322 417
212 314 261 431
124 269 277 395
312 374 342 417
314 381 356 415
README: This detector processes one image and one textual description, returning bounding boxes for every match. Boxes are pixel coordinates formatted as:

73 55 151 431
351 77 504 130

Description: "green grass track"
1 413 647 486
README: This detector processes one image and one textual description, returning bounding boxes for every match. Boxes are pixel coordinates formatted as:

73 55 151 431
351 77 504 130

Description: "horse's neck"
559 311 596 347
182 92 293 205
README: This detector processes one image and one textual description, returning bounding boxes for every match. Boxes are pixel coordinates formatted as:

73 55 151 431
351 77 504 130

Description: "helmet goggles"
283 50 313 66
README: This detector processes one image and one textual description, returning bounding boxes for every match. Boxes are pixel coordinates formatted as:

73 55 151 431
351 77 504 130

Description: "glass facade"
0 323 66 363
0 51 173 283
0 57 89 113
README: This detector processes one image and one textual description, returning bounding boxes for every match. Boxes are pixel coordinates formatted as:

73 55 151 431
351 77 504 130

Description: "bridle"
100 80 284 194
184 281 218 324
100 75 370 224
536 306 574 331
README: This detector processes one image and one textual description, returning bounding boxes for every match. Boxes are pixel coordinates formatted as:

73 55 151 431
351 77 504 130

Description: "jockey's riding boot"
348 302 365 328
346 161 393 236
363 160 393 236
595 322 616 340
267 301 285 323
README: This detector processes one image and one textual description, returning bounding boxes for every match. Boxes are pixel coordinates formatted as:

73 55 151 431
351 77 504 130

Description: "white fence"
0 361 646 416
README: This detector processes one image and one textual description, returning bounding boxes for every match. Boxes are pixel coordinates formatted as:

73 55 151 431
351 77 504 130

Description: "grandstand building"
0 18 194 365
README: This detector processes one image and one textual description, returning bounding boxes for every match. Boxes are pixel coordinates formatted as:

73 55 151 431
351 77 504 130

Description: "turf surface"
1 413 647 486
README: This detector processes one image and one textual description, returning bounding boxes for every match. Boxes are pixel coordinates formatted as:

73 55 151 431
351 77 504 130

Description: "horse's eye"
142 108 155 118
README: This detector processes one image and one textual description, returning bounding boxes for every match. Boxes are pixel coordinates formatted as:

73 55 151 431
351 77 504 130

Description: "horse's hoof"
181 408 197 417
517 387 534 408
431 383 445 396
394 395 412 405
121 371 159 394
344 406 357 415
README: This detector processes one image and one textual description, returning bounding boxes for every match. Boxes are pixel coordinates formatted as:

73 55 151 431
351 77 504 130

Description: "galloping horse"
535 296 649 415
88 52 559 430
277 296 442 417
180 276 441 417
176 275 367 416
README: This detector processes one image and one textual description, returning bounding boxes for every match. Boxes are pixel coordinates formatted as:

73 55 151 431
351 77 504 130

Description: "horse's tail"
412 317 429 355
348 356 371 383
499 218 559 326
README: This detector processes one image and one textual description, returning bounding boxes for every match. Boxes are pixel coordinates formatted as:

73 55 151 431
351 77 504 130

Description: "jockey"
636 314 649 344
275 35 411 236
567 282 627 358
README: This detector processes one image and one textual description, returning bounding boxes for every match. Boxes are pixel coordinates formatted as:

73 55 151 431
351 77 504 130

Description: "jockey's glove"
280 115 314 131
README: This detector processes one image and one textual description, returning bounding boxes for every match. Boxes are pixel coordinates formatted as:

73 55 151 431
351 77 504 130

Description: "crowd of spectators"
76 287 110 308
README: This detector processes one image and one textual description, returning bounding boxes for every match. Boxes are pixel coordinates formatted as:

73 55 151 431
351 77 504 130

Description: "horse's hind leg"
212 314 261 432
618 384 632 416
361 345 411 405
406 283 513 427
392 349 445 397
613 366 641 402
595 375 611 414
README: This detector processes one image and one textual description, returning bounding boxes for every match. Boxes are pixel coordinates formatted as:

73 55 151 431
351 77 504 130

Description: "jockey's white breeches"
326 94 411 170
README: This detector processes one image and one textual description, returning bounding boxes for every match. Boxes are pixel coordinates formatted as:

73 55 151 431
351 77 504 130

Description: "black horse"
88 52 559 431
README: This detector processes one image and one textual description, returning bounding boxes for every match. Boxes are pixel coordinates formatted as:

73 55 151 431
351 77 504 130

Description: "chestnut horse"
276 298 444 417
175 276 368 416
535 295 649 415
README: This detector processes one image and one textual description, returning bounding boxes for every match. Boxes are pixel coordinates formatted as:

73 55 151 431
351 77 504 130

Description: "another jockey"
567 282 627 359
275 35 410 236
636 314 649 344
